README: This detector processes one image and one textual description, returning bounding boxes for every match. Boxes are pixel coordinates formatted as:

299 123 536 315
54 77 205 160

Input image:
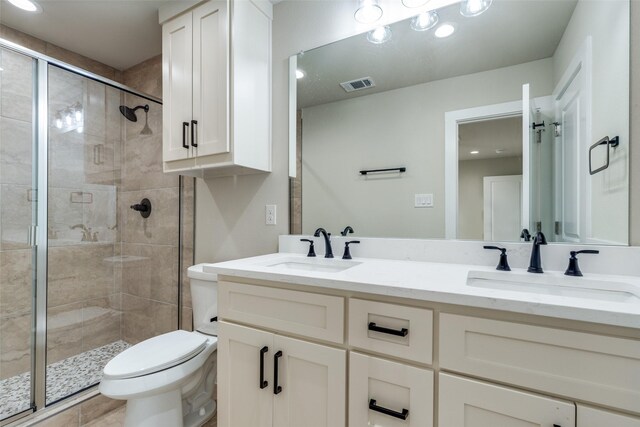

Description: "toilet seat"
104 330 208 379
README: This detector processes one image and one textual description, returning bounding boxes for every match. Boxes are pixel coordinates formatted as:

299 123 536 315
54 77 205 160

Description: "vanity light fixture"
367 26 392 44
410 11 439 31
296 69 305 79
460 0 492 17
7 0 42 12
434 23 455 38
402 0 428 8
355 0 383 24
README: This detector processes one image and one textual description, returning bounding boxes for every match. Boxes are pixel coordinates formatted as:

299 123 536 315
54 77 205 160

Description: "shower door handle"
191 120 198 148
182 122 189 149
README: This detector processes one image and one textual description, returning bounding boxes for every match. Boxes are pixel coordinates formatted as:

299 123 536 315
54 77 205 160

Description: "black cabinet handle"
259 346 268 389
273 350 283 395
182 122 189 149
369 399 409 420
368 322 408 337
191 119 198 147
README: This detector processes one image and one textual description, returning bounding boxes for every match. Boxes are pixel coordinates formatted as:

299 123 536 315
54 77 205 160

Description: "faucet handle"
565 250 599 277
340 226 354 237
342 241 360 260
483 246 511 271
520 228 531 242
300 239 316 257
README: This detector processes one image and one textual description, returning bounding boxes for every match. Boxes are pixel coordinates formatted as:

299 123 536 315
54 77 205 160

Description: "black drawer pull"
274 350 283 395
368 322 408 337
369 399 409 420
191 119 198 147
182 121 189 149
259 346 268 389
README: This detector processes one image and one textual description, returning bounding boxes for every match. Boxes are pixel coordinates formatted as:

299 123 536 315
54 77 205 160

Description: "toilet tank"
187 264 218 335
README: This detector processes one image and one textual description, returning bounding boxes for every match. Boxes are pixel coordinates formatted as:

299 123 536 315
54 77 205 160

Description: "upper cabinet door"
273 335 346 427
162 11 193 162
192 0 229 157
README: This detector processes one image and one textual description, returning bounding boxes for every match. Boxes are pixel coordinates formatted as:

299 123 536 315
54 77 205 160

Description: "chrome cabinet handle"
368 322 408 337
369 399 409 420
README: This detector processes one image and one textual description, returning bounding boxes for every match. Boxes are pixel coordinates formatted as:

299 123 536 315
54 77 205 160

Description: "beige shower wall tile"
122 294 177 345
0 24 46 53
44 44 119 82
82 296 122 351
0 116 32 186
121 188 179 246
181 306 193 332
0 249 32 317
0 184 34 250
121 243 177 305
0 312 31 380
0 47 34 123
122 131 176 191
47 302 83 364
122 55 162 99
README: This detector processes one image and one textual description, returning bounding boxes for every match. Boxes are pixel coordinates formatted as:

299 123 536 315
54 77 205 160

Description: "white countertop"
202 253 640 329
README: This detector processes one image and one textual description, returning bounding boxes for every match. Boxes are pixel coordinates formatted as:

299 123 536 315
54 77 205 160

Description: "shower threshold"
0 340 130 421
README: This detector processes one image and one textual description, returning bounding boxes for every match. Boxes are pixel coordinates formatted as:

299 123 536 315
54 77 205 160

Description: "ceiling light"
410 11 439 31
7 0 42 12
296 69 305 79
470 150 479 154
367 26 392 44
355 0 383 24
434 23 455 38
460 0 492 17
402 0 428 7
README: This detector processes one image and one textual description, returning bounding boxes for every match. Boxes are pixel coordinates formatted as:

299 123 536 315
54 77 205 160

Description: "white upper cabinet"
161 0 271 177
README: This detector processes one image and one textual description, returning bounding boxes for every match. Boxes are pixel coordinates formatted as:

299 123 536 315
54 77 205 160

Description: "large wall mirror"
289 0 630 245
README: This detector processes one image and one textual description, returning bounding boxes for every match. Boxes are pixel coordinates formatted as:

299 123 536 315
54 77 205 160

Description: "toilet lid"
104 330 208 379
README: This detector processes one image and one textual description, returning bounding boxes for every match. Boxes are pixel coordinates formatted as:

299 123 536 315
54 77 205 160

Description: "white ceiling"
458 116 523 161
297 0 577 108
0 0 179 70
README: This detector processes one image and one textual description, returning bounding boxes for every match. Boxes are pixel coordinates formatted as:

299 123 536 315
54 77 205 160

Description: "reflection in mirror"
290 0 629 245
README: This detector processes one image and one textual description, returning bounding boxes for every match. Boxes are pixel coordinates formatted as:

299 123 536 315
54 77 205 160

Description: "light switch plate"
266 204 277 225
414 194 433 208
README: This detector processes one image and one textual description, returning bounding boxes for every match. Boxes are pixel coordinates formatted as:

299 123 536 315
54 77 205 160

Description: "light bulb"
355 0 383 24
55 118 62 129
435 23 455 38
65 114 72 126
460 0 492 17
410 11 439 31
75 110 83 122
367 26 392 44
296 69 305 79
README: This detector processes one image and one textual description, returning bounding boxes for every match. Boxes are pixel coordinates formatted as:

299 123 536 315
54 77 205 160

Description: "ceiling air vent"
340 77 376 93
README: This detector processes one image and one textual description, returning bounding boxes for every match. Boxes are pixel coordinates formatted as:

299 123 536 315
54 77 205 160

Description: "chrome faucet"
313 228 333 258
527 231 547 273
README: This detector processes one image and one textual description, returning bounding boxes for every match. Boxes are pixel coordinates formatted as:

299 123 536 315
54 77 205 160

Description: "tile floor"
83 407 217 427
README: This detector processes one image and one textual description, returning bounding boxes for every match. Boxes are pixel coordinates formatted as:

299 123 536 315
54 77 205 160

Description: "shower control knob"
130 198 152 218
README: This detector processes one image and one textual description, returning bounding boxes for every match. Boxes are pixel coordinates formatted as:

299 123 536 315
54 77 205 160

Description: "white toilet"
99 265 219 427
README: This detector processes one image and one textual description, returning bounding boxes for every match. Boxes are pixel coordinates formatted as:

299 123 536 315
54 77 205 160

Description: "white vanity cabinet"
161 0 271 177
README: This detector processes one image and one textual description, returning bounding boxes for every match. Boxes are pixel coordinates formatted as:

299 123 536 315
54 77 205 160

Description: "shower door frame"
0 37 170 425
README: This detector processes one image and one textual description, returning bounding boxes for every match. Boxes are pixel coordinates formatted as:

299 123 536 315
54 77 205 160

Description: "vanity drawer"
349 352 433 427
349 299 432 364
440 313 640 413
218 281 344 344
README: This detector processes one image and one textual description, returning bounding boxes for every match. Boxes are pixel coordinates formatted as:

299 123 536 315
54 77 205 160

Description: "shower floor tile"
0 340 130 421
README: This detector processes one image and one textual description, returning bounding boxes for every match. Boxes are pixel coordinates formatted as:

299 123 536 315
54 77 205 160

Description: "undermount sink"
467 270 640 304
265 257 361 273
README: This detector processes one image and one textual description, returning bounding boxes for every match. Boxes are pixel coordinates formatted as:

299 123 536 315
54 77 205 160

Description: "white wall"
301 59 552 238
552 0 630 244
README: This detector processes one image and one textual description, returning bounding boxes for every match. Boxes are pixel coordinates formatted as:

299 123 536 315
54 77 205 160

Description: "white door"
273 335 346 427
439 373 575 427
192 0 229 158
349 352 433 427
483 175 522 241
217 321 273 427
577 405 640 427
162 11 193 162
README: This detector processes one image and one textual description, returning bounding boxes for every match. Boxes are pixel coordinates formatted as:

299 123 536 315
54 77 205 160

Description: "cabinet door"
192 0 229 158
349 352 433 427
439 373 575 427
162 11 193 162
273 335 346 427
577 405 640 427
218 321 273 427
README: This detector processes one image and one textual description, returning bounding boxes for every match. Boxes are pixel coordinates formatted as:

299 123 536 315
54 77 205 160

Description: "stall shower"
0 42 192 424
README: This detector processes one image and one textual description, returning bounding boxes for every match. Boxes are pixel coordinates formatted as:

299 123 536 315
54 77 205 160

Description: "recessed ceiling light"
354 0 383 24
296 69 305 79
410 11 439 31
460 0 492 17
367 26 392 44
7 0 42 12
435 23 455 38
470 150 479 155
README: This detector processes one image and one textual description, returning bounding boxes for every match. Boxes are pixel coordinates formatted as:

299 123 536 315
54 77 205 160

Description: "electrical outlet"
414 194 434 208
266 204 277 225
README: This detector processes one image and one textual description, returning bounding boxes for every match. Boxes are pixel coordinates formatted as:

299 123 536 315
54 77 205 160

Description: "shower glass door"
0 47 37 422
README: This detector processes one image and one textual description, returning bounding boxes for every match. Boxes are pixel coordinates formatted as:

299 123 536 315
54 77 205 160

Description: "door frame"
444 100 523 239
